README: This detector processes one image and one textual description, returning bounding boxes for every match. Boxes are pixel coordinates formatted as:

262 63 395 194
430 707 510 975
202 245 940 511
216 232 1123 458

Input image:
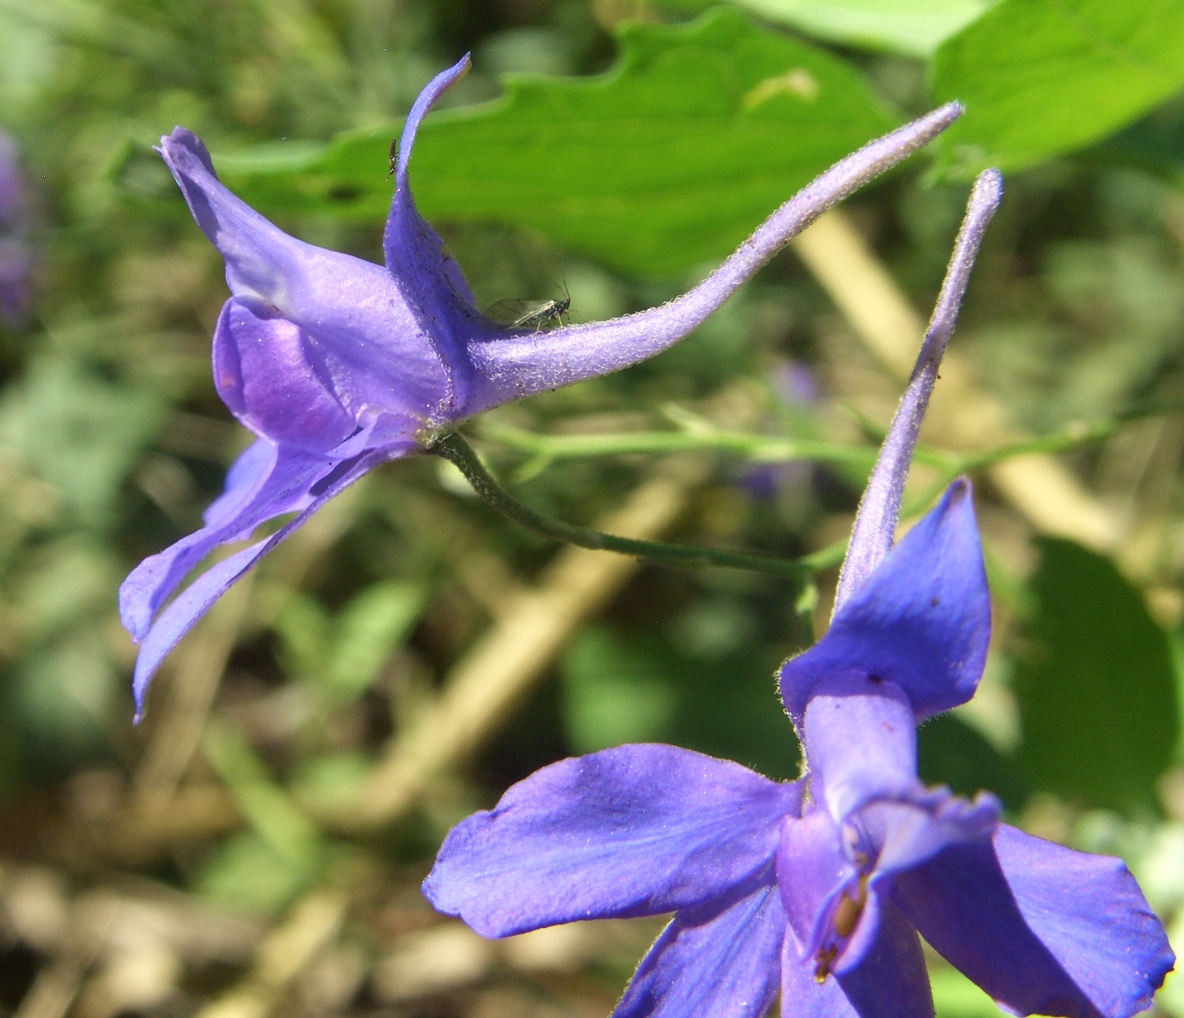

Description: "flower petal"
121 441 327 640
801 673 918 822
158 129 455 426
780 898 932 1018
385 55 488 418
423 745 800 937
214 300 360 451
778 807 859 963
129 448 389 716
777 791 995 975
780 480 989 723
613 882 785 1018
892 823 1174 1018
464 104 963 413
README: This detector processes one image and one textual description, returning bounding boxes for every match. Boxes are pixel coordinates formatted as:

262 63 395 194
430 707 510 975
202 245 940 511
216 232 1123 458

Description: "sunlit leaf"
214 9 897 277
932 0 1184 178
721 0 992 58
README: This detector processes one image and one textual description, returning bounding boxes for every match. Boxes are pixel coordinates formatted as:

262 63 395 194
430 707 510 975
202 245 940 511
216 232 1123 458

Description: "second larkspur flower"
423 171 1175 1018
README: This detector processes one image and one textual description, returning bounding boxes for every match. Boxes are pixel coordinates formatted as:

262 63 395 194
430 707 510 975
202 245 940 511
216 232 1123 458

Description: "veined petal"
214 300 358 451
780 480 990 723
780 899 932 1018
463 104 964 413
892 824 1174 1018
613 882 785 1018
158 129 456 427
423 745 800 937
128 448 390 716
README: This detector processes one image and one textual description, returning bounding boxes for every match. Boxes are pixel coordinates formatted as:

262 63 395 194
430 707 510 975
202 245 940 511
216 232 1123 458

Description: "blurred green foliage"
1015 538 1179 814
0 0 1183 1013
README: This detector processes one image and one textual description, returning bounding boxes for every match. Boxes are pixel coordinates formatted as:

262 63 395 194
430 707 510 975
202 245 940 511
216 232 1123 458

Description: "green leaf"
561 621 801 779
217 9 897 277
930 965 1005 1018
561 626 677 752
721 0 992 58
917 712 1028 810
932 0 1184 178
326 581 424 700
1013 538 1178 813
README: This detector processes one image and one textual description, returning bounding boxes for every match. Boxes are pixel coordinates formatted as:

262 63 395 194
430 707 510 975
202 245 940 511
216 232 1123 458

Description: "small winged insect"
388 138 398 177
486 281 571 331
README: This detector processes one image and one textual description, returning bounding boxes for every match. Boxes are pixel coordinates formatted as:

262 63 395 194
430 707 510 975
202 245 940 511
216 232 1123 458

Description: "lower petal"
614 882 785 1018
423 745 800 937
130 448 387 715
781 898 932 1018
891 823 1174 1018
120 441 330 641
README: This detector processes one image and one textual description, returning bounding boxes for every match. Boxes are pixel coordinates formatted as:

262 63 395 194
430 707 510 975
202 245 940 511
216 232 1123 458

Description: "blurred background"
0 0 1183 1015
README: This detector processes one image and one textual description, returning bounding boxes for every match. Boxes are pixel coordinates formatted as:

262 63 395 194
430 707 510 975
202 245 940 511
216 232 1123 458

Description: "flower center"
813 867 869 982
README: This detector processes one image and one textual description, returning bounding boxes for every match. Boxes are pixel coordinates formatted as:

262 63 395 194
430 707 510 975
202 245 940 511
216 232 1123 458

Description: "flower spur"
422 171 1174 1018
121 54 966 714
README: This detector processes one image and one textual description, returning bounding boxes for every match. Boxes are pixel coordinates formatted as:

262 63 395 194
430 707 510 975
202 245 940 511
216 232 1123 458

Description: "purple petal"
157 128 458 435
423 745 801 937
201 438 276 528
801 672 918 822
464 104 965 413
777 787 997 975
892 823 1174 1018
213 300 359 450
780 899 932 1018
613 882 785 1018
385 55 489 415
128 448 389 716
834 171 1001 609
121 441 327 640
856 789 998 878
778 807 860 964
780 479 990 723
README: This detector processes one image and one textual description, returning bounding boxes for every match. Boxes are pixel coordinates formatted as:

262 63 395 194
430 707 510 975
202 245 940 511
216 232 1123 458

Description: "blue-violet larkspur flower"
120 54 968 713
423 171 1175 1018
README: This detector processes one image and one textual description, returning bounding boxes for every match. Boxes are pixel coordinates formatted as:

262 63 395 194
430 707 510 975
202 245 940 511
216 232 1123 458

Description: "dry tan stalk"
792 210 1120 552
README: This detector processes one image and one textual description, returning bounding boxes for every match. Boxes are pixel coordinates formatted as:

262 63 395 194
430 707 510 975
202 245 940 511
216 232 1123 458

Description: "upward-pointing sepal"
780 479 990 723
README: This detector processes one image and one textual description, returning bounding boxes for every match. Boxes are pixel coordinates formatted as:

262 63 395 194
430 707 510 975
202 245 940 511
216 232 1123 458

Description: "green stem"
480 422 957 471
428 432 810 584
481 396 1184 476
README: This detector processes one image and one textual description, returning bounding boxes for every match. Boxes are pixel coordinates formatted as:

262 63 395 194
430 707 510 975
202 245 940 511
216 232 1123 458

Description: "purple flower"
423 172 1174 1018
0 131 31 327
120 55 967 712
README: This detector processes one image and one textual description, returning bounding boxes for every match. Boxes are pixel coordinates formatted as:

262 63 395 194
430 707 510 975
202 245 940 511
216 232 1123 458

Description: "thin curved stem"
427 431 809 584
